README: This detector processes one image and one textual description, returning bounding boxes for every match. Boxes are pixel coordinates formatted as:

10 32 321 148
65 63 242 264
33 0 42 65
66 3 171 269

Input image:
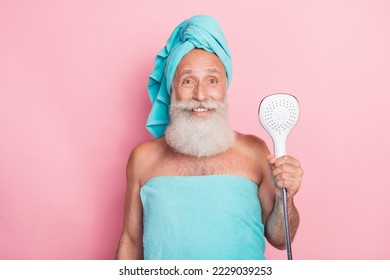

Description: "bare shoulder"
128 138 165 162
234 131 271 157
229 132 272 184
126 137 166 186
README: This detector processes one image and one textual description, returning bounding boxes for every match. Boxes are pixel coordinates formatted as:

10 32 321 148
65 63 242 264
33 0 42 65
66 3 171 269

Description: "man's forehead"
176 49 225 75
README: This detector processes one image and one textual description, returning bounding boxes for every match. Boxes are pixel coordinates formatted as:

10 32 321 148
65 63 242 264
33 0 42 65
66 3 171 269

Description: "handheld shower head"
258 93 300 260
259 93 300 157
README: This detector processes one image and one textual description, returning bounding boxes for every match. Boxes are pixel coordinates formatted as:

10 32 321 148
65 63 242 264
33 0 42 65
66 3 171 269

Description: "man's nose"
193 83 207 101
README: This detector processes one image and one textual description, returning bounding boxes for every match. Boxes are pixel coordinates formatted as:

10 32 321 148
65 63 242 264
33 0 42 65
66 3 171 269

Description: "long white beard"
165 95 235 157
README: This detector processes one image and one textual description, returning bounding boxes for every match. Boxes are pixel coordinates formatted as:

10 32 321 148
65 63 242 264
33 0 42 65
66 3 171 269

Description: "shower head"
258 93 300 157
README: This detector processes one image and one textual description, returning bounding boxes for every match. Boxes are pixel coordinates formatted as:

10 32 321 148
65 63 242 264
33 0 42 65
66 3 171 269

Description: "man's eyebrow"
207 68 220 75
181 69 194 76
181 68 220 75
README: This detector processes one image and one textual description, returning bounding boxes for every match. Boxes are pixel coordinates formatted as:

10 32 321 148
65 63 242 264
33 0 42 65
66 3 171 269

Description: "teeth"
193 107 208 112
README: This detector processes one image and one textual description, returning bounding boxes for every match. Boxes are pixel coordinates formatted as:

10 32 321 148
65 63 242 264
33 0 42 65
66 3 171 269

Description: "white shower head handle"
258 93 300 158
258 93 300 261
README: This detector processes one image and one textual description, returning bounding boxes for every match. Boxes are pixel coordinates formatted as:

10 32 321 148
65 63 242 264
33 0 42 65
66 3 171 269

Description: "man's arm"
259 153 303 250
116 147 144 260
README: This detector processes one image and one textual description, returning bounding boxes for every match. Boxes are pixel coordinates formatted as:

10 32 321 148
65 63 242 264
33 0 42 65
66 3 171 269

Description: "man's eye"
209 79 218 84
183 79 192 84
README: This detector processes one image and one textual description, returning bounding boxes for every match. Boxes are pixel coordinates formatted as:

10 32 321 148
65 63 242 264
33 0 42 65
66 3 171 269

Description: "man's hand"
267 155 303 199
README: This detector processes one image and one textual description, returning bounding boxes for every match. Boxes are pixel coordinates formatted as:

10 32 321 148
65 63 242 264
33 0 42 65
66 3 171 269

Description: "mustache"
171 98 227 110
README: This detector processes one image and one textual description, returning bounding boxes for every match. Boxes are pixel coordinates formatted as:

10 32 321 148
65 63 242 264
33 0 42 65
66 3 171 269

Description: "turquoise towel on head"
140 175 266 260
146 15 233 138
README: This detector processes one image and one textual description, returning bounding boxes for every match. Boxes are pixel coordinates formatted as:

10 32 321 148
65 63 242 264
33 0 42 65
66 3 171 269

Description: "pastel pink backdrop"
1 0 389 259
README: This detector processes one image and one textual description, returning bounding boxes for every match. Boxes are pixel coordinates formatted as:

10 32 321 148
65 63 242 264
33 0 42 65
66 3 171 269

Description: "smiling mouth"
192 107 209 113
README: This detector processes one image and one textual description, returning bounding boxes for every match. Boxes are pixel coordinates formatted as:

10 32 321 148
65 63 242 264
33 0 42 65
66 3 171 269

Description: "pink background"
1 0 389 260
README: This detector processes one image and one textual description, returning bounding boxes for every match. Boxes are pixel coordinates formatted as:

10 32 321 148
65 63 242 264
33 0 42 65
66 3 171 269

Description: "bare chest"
149 149 260 184
160 157 239 176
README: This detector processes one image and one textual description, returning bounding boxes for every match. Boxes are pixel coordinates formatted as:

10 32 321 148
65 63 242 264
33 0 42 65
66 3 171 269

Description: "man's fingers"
269 155 301 167
272 164 303 177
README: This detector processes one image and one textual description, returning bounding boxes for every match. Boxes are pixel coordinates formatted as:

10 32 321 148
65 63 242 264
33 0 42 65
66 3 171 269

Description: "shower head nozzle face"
258 93 300 157
259 94 300 137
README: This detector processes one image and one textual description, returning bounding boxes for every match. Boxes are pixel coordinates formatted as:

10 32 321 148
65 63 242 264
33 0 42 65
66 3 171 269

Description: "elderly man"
116 15 303 260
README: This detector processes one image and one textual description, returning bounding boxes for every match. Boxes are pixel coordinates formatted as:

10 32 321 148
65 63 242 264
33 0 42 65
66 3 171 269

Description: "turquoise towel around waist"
140 175 266 260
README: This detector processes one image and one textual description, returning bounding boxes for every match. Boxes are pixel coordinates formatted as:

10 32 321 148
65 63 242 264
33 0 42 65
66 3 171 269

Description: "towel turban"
146 15 232 138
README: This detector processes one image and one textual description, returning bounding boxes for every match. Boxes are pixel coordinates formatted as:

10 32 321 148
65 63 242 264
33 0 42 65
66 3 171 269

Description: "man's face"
172 48 227 118
165 49 234 157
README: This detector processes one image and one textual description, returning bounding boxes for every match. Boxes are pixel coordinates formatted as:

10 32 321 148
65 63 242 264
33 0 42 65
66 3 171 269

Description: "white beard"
165 94 236 157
